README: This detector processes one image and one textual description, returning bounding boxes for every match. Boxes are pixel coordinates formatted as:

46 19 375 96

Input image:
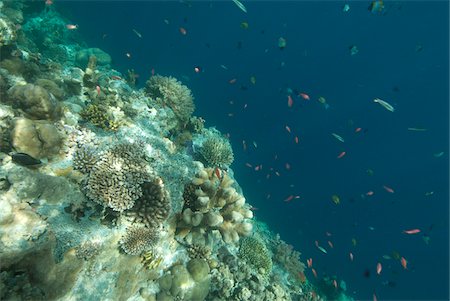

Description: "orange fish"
383 185 395 193
179 27 187 35
403 229 421 234
288 95 294 107
311 268 318 278
285 125 291 133
307 258 313 268
376 262 382 275
299 92 310 100
214 167 222 179
337 151 346 159
333 279 338 289
284 195 294 202
400 257 408 269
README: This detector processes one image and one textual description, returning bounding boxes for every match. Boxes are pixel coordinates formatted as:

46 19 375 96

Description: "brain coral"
145 75 195 125
85 142 150 212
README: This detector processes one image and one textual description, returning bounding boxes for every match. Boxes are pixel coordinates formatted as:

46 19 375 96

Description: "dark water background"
55 1 449 300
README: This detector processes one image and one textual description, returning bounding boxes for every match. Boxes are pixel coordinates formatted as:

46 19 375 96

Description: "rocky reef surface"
0 2 351 301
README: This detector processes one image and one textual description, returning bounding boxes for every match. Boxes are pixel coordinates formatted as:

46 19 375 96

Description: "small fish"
403 229 421 234
194 66 202 73
311 268 318 278
382 255 392 260
132 29 142 38
369 0 384 13
351 238 357 246
331 133 345 143
229 78 237 84
45 0 53 5
284 195 294 202
179 27 187 35
317 245 327 254
307 258 313 268
373 98 395 112
355 127 362 133
285 125 291 133
433 152 444 158
337 151 346 159
349 45 359 55
407 127 427 132
331 194 340 205
278 37 287 50
349 252 354 261
214 167 222 179
11 152 42 166
240 21 249 29
96 85 101 96
376 262 382 275
294 136 299 144
252 141 257 148
383 185 395 193
232 0 247 13
220 64 228 70
366 191 374 196
342 4 350 12
400 257 408 269
66 24 78 30
333 279 338 289
327 240 334 248
125 52 131 58
299 93 310 100
287 95 294 107
111 76 122 80
250 76 256 85
373 293 378 301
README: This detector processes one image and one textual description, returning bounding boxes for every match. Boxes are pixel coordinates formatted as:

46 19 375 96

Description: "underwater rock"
11 117 62 159
7 83 61 120
75 48 112 68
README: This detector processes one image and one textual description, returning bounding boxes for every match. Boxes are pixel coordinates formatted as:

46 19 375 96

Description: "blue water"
58 1 449 300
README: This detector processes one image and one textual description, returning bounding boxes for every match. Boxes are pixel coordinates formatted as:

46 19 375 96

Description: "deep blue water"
57 1 449 300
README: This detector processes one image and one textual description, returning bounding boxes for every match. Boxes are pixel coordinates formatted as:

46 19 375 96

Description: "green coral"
145 75 195 125
198 129 234 168
80 104 120 131
239 236 273 276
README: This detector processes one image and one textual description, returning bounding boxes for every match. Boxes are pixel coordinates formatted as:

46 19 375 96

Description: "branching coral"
145 75 195 125
80 104 120 131
198 129 234 168
72 145 99 173
124 177 171 229
239 236 273 276
120 226 159 255
85 142 150 212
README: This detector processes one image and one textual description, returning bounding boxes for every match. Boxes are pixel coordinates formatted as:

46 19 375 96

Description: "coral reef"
177 161 253 245
11 117 62 159
85 141 150 212
75 47 112 68
7 83 61 120
145 74 195 127
239 236 273 276
120 226 159 255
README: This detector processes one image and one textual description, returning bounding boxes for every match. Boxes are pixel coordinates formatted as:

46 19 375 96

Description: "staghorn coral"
85 142 150 212
72 145 99 173
145 75 195 125
198 128 234 168
124 177 171 229
239 236 273 276
120 226 159 255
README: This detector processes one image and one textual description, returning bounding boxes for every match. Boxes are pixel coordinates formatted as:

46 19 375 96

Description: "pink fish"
376 262 382 275
403 229 421 234
383 185 395 193
299 92 310 100
401 257 408 269
288 95 294 107
337 151 346 159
